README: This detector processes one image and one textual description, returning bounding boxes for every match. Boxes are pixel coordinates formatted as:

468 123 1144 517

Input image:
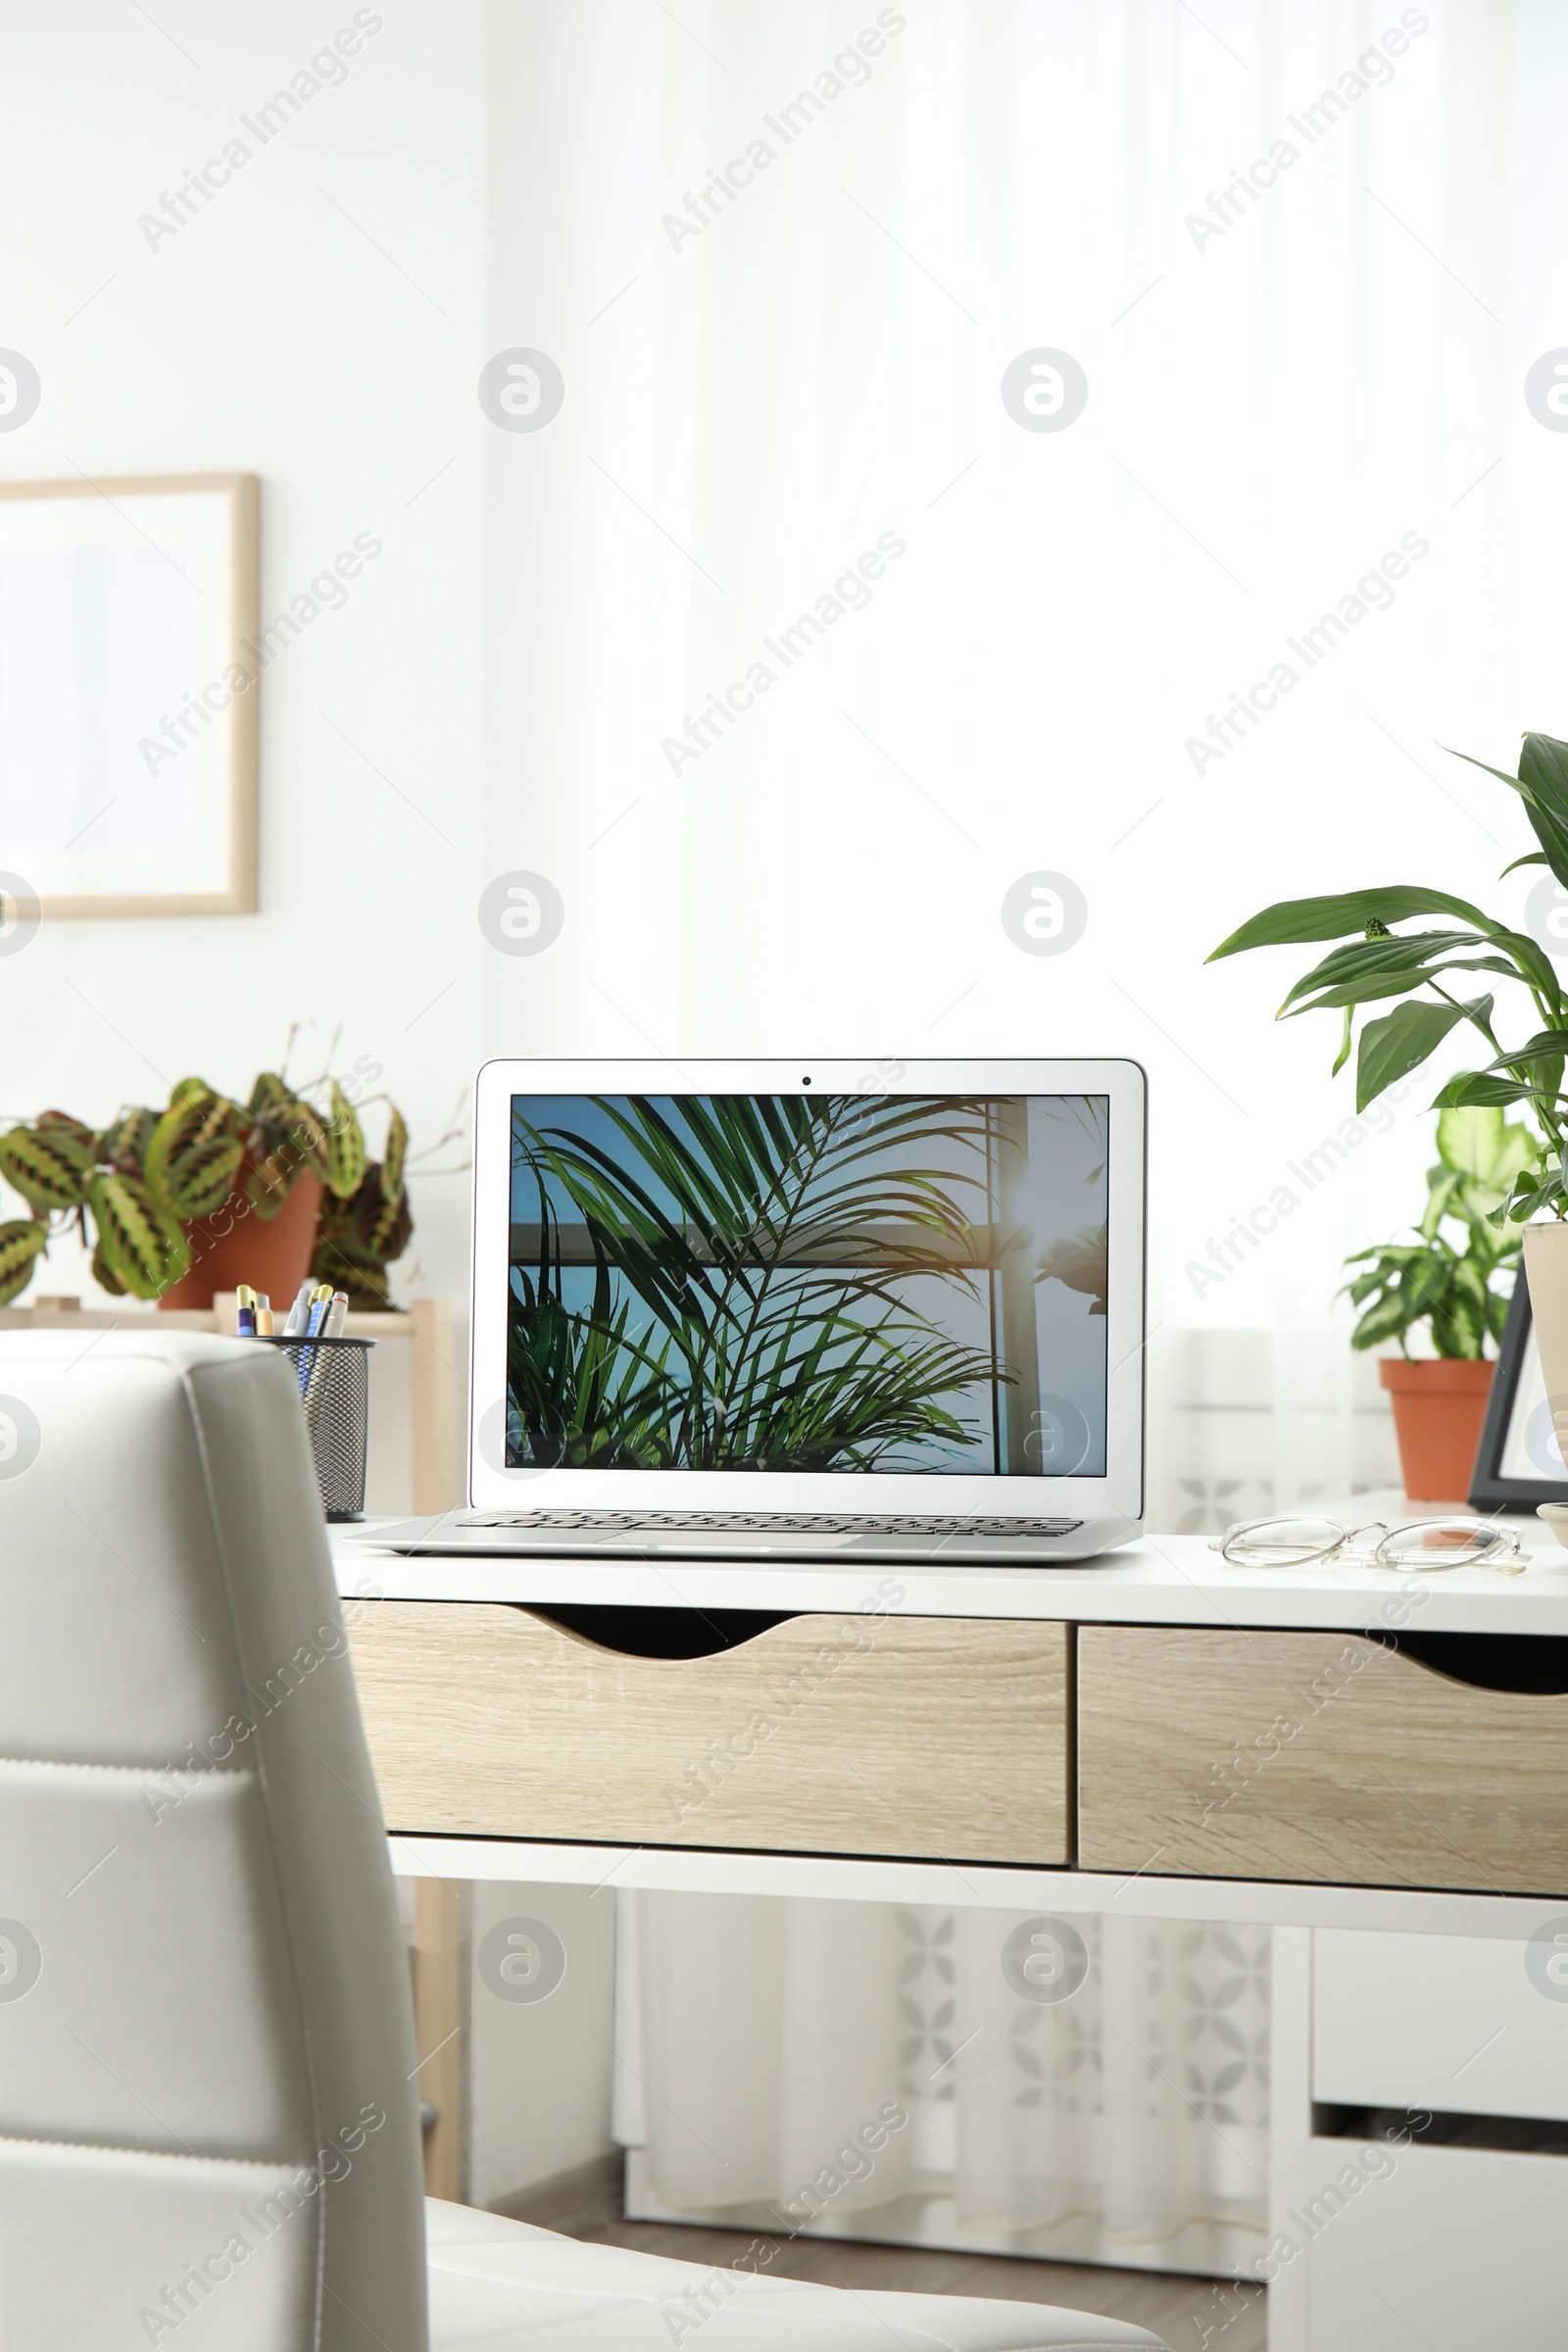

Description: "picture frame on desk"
1468 1277 1568 1513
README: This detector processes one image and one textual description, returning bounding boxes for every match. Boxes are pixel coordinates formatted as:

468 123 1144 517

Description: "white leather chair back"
0 1331 428 2350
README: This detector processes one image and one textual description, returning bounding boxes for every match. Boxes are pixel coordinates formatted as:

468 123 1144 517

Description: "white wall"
1 0 487 1314
9 0 1556 1461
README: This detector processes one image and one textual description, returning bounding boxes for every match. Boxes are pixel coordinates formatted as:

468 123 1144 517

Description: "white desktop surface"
332 1501 1568 1635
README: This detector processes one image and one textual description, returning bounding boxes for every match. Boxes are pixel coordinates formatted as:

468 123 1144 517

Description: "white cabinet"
1313 1929 1568 2121
1306 2138 1568 2352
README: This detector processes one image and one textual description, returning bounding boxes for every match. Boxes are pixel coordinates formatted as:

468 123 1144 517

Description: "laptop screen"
507 1093 1108 1477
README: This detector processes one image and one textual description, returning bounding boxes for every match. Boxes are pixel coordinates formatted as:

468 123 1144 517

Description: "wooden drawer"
1077 1627 1568 1894
348 1604 1069 1863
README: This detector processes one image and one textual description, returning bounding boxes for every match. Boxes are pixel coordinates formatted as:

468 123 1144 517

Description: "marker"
256 1295 273 1336
235 1284 257 1338
283 1281 314 1338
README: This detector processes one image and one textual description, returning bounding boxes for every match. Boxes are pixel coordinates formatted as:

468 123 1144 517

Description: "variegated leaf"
88 1172 190 1299
245 1141 310 1221
145 1090 243 1219
0 1220 49 1305
90 1239 126 1298
381 1107 408 1207
319 1081 367 1200
0 1123 95 1211
100 1106 156 1175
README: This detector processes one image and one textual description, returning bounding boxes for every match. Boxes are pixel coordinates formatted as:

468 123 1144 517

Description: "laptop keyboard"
457 1510 1082 1537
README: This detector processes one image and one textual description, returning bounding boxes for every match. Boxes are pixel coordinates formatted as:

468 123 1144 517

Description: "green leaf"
89 1239 126 1298
87 1171 190 1299
1499 851 1550 878
1451 735 1568 893
246 1143 310 1222
1436 1104 1505 1181
0 1219 49 1305
1349 1292 1414 1350
319 1081 368 1200
143 1088 243 1220
1487 1029 1568 1064
1354 999 1466 1112
1289 956 1519 1016
381 1107 408 1207
0 1123 95 1212
99 1106 156 1175
1208 888 1494 961
1419 1166 1465 1241
1280 931 1485 1014
1431 1072 1537 1109
247 1070 292 1123
1437 1104 1539 1196
35 1109 98 1155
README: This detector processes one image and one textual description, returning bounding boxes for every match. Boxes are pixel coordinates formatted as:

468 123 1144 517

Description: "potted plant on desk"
1208 728 1568 1428
1341 1106 1534 1498
0 1066 412 1308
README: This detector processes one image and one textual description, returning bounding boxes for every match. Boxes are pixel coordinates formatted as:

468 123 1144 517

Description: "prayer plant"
0 1066 411 1306
1209 729 1568 1228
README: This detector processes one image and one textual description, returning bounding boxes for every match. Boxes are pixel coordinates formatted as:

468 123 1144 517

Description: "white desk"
336 1519 1568 1635
334 1524 1568 2352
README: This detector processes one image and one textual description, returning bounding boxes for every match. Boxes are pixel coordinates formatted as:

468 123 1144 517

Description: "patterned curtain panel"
615 1892 1268 2277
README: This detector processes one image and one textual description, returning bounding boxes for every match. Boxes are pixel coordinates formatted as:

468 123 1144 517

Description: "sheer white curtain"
489 0 1564 1499
614 1893 1268 2276
507 0 1556 2264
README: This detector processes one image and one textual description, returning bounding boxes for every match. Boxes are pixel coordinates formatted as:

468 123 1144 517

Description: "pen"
304 1291 352 1418
282 1281 314 1338
298 1282 334 1396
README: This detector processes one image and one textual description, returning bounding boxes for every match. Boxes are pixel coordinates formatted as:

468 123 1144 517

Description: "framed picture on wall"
0 472 259 916
1468 1275 1568 1512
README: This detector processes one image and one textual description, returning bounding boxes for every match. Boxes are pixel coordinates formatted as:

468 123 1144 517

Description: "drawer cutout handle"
1392 1631 1568 1695
528 1604 801 1661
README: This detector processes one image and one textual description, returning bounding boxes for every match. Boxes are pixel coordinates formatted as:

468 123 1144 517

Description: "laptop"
362 1057 1147 1563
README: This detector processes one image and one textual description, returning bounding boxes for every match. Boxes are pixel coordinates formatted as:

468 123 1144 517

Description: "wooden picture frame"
0 471 258 915
1467 1275 1568 1512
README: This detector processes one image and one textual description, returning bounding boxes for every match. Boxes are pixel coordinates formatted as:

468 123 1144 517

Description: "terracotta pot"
158 1167 323 1312
1378 1356 1494 1503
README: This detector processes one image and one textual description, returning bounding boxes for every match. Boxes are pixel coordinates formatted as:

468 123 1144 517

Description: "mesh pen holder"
262 1334 375 1522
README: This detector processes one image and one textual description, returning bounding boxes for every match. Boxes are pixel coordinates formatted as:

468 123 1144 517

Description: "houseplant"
0 1066 412 1310
1340 1105 1535 1497
1208 727 1568 1427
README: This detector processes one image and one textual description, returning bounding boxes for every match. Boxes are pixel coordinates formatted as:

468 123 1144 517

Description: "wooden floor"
493 2158 1268 2349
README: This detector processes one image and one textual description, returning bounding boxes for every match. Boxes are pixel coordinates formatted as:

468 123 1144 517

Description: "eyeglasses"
1208 1514 1528 1574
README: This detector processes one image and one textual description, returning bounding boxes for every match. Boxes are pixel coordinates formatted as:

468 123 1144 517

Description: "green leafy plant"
1209 729 1568 1227
0 1068 413 1306
312 1106 412 1307
509 1094 1011 1472
1340 1106 1536 1358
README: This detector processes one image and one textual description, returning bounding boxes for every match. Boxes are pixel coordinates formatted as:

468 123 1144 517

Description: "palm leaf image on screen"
507 1094 1005 1472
